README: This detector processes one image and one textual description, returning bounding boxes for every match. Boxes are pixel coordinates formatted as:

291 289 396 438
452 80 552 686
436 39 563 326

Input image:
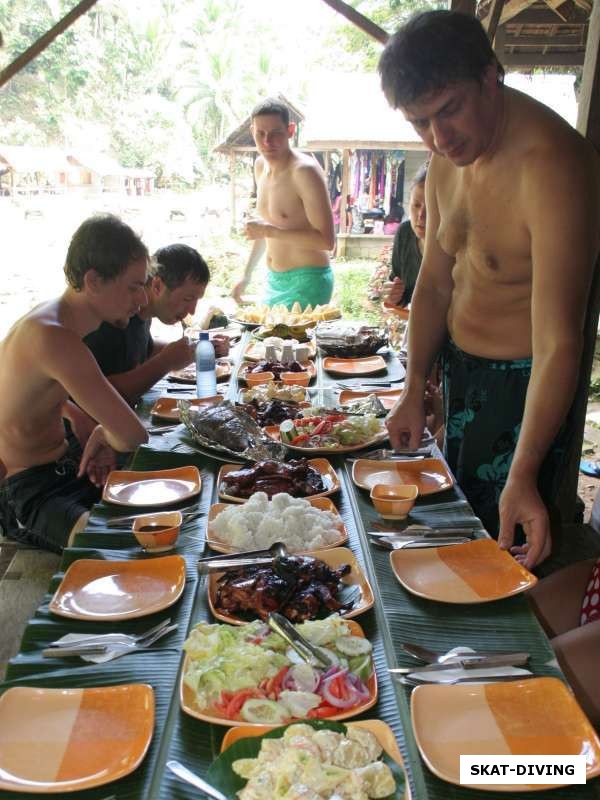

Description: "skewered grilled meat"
237 398 305 427
215 555 353 622
248 359 305 379
221 458 326 499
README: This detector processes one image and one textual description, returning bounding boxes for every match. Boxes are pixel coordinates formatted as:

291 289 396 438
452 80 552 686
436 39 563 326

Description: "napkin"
50 634 135 663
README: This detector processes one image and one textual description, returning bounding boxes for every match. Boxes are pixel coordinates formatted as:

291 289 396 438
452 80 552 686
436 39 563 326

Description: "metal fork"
43 622 178 659
48 617 173 650
370 536 470 550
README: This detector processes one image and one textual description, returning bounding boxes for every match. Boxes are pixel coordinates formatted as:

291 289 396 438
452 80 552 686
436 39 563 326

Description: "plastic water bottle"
195 332 217 398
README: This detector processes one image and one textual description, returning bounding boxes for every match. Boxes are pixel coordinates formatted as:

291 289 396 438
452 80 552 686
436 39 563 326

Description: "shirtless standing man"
380 11 599 569
0 214 149 552
231 98 335 309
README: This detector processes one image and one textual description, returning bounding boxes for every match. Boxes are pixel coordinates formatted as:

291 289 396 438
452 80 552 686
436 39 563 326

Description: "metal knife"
388 652 530 674
368 528 478 538
43 643 108 658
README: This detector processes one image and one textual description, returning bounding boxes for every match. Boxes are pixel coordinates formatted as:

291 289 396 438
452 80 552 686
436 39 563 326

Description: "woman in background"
383 163 427 309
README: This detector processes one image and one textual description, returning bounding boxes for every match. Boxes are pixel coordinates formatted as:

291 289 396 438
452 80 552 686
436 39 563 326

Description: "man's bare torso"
435 88 592 359
256 151 330 271
0 301 72 476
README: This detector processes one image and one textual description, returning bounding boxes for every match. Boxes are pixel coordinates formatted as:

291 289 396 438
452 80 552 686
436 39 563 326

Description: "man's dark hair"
64 214 148 290
251 97 290 126
151 244 209 289
379 10 505 109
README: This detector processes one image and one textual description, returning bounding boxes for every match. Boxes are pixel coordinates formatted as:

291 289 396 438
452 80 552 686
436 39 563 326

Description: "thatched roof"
214 93 305 154
0 144 71 173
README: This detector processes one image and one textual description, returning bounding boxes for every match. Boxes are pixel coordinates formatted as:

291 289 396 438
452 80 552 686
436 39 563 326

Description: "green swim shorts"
265 266 334 309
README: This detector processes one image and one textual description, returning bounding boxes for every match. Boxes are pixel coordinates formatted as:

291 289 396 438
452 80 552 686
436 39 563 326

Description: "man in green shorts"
231 98 335 309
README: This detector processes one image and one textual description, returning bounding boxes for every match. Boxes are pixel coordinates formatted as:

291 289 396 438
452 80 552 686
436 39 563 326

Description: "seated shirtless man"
84 243 217 404
231 97 335 309
0 214 149 552
379 11 600 569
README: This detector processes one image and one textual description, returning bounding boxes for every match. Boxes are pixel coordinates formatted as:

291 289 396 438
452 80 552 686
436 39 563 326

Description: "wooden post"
484 0 506 44
0 0 99 88
556 0 600 523
340 148 350 234
229 152 237 233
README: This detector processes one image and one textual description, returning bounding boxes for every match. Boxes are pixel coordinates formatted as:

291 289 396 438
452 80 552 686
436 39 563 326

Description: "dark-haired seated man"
0 215 149 552
84 243 214 404
381 11 599 569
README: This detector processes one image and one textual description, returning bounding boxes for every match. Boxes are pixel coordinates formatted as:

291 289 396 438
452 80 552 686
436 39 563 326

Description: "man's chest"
436 173 530 271
257 172 304 225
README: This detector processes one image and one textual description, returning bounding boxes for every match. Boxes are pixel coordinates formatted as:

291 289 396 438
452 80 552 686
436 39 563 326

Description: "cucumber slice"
279 419 296 443
240 698 289 724
348 653 373 682
335 635 372 657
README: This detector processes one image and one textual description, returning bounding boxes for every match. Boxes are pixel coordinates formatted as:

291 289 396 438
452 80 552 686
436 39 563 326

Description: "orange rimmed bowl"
281 370 310 386
245 371 275 387
370 483 418 519
132 511 182 552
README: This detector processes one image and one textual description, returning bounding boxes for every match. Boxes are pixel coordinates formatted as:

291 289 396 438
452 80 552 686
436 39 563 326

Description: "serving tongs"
197 541 288 575
267 611 333 668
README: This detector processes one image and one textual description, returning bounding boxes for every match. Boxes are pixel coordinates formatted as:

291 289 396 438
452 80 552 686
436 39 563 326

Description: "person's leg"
550 619 600 728
528 558 598 637
3 446 100 553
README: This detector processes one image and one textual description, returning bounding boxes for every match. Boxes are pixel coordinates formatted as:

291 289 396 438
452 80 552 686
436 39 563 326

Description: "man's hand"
498 477 551 570
232 280 248 304
385 391 426 450
245 219 273 240
382 277 406 307
162 337 196 371
78 425 117 487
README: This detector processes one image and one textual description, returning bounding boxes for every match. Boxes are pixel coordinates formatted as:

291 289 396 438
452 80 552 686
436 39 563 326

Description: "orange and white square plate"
150 395 222 421
206 496 349 553
216 458 340 503
352 458 453 496
102 465 201 507
207 546 374 624
49 554 186 620
390 538 537 603
411 677 600 791
0 684 154 793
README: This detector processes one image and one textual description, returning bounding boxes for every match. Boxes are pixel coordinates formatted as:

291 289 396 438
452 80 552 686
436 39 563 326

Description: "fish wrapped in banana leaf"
178 399 286 461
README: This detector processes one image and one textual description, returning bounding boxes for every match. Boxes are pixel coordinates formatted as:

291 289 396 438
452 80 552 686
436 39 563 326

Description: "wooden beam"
485 0 507 43
319 0 388 44
498 0 538 24
229 153 236 233
502 50 585 65
506 6 587 23
577 0 600 148
0 0 99 89
502 32 586 46
450 0 477 14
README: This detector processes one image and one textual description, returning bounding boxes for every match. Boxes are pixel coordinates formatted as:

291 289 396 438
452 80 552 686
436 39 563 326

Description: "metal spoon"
167 760 227 800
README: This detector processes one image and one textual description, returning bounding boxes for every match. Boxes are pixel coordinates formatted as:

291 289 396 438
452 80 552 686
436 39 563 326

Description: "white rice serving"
211 491 342 551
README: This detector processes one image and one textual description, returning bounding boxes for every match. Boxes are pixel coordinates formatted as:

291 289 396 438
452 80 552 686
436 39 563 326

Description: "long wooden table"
1 332 598 800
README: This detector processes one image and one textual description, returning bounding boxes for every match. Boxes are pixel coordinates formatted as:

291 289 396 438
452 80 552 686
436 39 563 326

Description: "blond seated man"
0 215 149 552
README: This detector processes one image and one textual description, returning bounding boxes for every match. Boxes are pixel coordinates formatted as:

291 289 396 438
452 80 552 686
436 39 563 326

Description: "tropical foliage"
0 0 442 184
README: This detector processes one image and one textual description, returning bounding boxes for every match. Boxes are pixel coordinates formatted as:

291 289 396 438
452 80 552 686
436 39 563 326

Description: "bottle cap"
199 331 209 341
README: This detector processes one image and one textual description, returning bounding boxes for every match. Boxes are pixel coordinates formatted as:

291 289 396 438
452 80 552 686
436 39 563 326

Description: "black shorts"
441 338 569 539
0 435 101 553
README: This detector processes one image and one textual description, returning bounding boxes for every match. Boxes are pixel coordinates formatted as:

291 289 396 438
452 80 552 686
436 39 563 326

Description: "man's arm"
232 239 267 303
42 329 147 453
498 145 600 569
386 158 455 448
245 163 335 252
106 337 196 403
